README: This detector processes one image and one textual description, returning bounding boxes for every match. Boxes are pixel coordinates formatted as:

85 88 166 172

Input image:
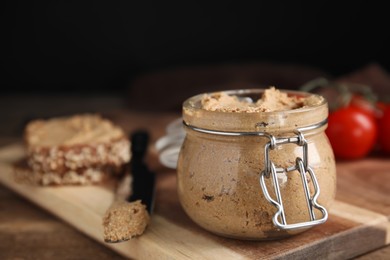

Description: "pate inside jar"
177 88 336 240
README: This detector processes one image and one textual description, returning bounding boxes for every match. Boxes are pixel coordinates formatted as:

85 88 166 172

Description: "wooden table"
0 94 389 259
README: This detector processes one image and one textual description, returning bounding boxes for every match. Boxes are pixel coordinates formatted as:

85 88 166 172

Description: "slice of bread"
24 114 131 180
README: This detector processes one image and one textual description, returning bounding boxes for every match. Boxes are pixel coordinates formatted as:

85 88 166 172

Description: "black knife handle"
129 130 155 214
131 130 150 161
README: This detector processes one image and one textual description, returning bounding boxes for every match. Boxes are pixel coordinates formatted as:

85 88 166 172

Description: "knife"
129 130 156 214
102 130 156 243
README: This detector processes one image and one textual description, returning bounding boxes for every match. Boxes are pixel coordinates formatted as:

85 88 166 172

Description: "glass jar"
177 89 336 240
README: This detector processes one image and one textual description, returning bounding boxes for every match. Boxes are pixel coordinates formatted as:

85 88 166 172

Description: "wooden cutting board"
0 143 389 259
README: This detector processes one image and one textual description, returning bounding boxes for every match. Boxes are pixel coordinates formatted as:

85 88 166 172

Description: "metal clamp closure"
259 130 328 230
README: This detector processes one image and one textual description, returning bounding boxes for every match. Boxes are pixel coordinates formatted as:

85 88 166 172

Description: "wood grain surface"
0 139 389 259
1 65 390 259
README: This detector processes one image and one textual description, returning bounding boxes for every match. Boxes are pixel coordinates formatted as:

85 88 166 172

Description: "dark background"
2 1 390 94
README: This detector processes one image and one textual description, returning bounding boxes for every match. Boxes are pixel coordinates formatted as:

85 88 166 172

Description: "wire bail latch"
259 130 328 230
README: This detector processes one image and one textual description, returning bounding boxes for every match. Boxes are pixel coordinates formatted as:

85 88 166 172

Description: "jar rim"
182 88 328 133
183 88 326 114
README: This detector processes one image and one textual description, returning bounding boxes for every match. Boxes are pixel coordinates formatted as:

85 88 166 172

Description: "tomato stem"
300 77 378 111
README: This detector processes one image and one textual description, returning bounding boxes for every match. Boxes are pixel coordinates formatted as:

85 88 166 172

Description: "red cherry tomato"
378 105 390 154
349 95 377 120
326 106 378 159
